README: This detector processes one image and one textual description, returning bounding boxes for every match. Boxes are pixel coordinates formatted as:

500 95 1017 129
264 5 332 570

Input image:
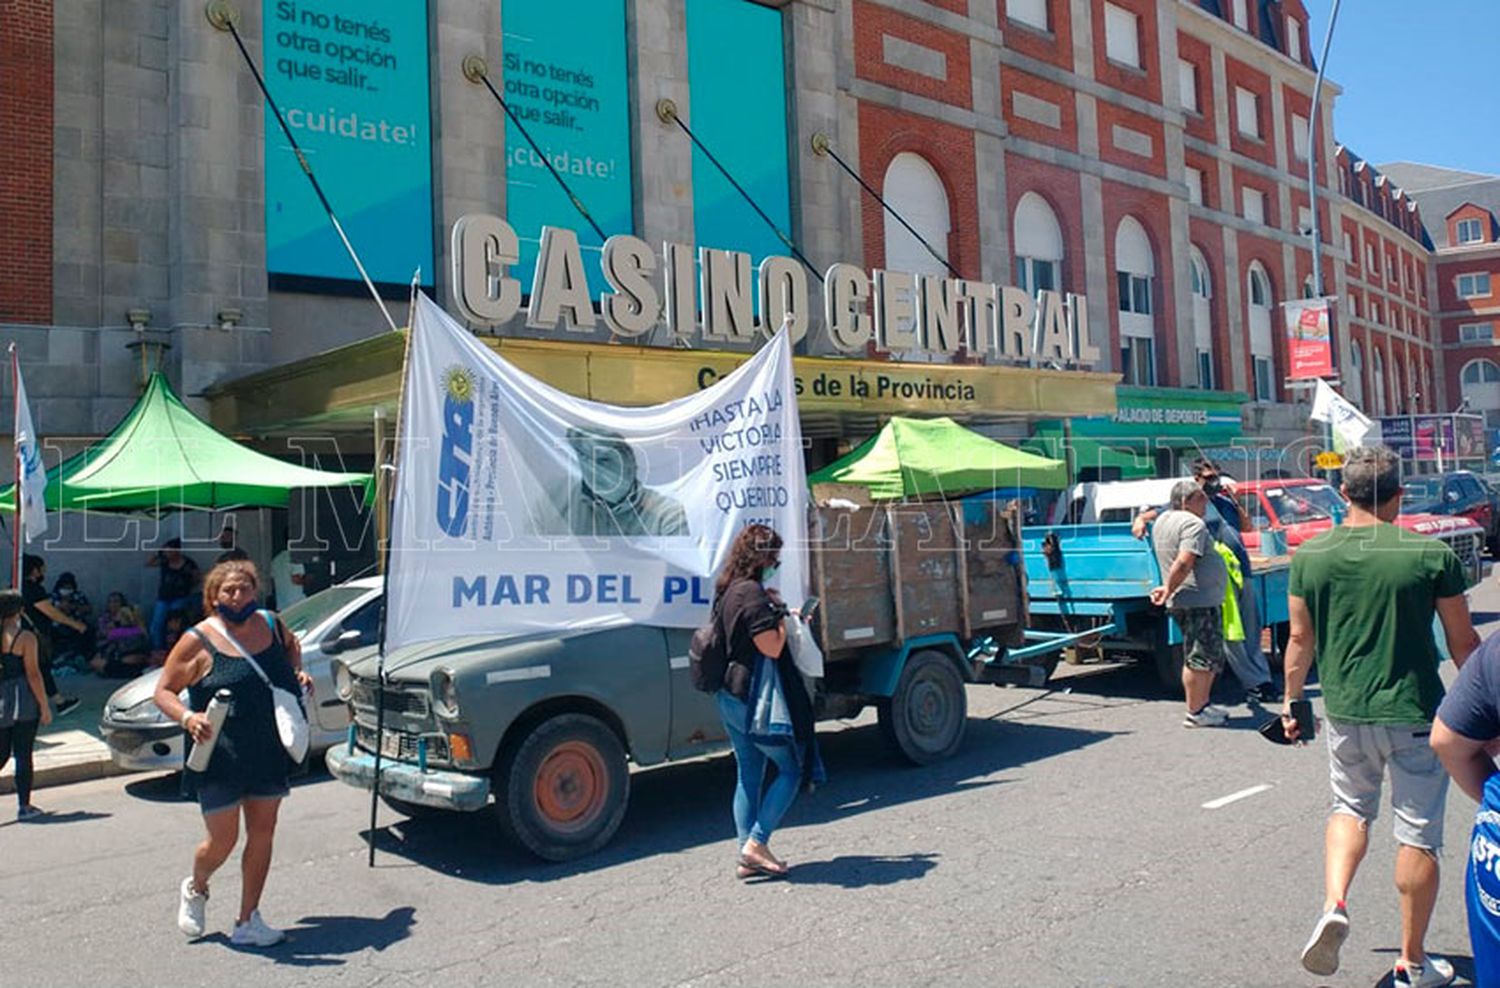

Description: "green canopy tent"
0 373 370 513
808 416 1067 499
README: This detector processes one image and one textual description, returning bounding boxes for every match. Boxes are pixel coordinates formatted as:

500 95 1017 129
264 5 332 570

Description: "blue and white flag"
11 349 47 542
385 294 807 651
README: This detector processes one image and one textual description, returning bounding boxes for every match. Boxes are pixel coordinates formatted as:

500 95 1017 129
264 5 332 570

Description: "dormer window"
1458 218 1486 244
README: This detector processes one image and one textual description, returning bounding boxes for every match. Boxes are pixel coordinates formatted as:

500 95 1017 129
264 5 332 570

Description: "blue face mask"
762 564 779 583
216 600 259 625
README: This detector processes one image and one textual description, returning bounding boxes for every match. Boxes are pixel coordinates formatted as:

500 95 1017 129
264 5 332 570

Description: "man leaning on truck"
1147 480 1231 728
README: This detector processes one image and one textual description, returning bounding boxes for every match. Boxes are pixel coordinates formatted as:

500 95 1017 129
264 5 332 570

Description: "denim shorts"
1326 718 1448 851
198 778 290 816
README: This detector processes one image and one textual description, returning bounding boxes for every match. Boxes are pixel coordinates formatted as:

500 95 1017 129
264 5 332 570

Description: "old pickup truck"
327 500 1074 861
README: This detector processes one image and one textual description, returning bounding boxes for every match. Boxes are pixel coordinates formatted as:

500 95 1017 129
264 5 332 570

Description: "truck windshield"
1402 479 1442 511
1264 486 1336 525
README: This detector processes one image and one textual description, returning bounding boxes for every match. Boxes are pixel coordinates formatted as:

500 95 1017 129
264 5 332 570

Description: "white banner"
11 351 47 543
385 294 808 651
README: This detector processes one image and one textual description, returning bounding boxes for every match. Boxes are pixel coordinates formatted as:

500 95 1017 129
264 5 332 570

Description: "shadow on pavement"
783 852 939 888
363 716 1114 885
0 809 112 827
195 906 417 966
125 759 335 804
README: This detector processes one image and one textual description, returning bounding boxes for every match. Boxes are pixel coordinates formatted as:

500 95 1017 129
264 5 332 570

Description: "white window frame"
1461 322 1495 343
1386 253 1397 283
1242 187 1266 225
1458 218 1486 245
1006 0 1050 32
1287 16 1302 59
1121 336 1156 386
1117 271 1153 315
1178 59 1199 113
1103 3 1141 69
1365 242 1377 273
1291 113 1309 161
1253 357 1274 401
1232 0 1249 30
1185 167 1204 207
1197 348 1214 390
1459 273 1493 299
1343 231 1354 262
1235 87 1261 139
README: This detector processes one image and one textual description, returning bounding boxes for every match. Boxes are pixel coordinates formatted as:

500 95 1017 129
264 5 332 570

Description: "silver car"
99 577 383 772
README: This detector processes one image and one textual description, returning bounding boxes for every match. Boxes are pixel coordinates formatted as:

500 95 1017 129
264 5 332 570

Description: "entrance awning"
205 329 1120 439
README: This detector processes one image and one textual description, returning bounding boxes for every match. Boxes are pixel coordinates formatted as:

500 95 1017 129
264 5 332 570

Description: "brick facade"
0 0 53 324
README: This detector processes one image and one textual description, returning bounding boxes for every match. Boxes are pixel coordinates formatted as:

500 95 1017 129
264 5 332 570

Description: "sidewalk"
0 671 138 796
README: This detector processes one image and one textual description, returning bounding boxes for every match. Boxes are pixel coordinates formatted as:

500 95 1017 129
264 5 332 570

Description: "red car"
1233 478 1484 584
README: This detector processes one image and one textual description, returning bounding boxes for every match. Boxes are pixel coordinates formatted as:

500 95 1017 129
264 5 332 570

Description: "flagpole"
11 344 21 589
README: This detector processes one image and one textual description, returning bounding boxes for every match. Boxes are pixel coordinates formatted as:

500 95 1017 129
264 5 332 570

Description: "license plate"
379 731 403 759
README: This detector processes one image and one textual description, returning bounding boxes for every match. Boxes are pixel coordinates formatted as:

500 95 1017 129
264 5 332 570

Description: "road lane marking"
1202 784 1274 810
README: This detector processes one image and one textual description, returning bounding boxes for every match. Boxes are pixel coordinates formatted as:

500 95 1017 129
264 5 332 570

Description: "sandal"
737 855 788 878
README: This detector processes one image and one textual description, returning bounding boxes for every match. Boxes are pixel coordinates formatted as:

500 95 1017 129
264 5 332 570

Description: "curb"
0 756 137 795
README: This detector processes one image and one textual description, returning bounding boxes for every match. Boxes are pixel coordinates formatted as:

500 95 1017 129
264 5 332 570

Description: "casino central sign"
451 214 1102 365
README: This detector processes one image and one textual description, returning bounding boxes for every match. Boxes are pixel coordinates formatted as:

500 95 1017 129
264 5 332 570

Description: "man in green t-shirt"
1284 445 1479 988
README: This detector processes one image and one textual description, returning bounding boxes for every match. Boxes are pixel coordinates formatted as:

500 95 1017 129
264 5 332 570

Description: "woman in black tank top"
154 560 312 947
0 588 50 820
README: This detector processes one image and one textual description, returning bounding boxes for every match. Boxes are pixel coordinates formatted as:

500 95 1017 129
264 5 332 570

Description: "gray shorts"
1326 719 1448 851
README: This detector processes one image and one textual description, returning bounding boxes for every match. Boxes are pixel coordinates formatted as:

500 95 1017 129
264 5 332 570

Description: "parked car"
1402 470 1500 554
99 577 383 772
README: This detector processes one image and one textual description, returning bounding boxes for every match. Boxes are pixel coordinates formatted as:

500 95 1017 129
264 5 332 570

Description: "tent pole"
11 346 20 589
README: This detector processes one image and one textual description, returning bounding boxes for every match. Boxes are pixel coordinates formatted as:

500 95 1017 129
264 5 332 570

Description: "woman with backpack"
710 523 802 879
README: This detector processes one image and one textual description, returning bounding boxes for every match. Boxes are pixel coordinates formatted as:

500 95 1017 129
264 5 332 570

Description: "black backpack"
688 595 728 693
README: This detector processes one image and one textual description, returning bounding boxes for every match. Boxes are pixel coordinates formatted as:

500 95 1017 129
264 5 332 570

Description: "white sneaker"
177 877 207 938
231 910 285 948
1394 955 1455 988
1299 905 1349 976
1183 705 1228 728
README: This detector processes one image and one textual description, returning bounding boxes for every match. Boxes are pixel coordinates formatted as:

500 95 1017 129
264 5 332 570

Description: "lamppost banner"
1285 299 1334 380
385 296 807 651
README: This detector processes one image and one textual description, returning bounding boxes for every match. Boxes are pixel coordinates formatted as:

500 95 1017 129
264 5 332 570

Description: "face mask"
215 600 259 624
762 564 779 583
1201 479 1221 496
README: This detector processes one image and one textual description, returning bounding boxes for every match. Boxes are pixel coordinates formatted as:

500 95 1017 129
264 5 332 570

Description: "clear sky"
1300 0 1500 177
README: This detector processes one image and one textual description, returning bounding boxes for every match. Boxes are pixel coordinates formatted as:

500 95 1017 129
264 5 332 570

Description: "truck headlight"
431 668 460 719
332 660 352 702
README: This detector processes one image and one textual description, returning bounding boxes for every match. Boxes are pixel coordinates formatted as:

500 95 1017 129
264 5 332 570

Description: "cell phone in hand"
1290 699 1315 741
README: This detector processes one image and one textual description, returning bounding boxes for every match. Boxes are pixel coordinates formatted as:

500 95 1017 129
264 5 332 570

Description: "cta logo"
436 367 476 537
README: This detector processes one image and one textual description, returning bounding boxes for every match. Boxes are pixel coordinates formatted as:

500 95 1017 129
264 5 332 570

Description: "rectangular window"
1016 256 1058 296
1343 232 1354 262
1121 336 1156 386
686 0 791 273
1235 87 1261 139
1291 113 1309 161
1104 3 1141 68
1242 187 1265 225
1461 322 1495 343
1349 295 1359 318
1007 0 1049 31
1386 254 1397 282
1253 356 1274 401
1366 242 1377 272
1298 206 1312 234
1459 273 1493 298
1178 60 1199 113
1198 349 1214 389
1232 0 1249 30
1185 167 1204 207
1287 16 1302 59
1458 218 1486 244
1116 272 1152 315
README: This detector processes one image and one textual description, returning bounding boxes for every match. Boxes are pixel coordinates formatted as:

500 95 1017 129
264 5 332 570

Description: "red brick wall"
1004 153 1086 295
1091 0 1161 103
1101 181 1179 383
1224 57 1274 167
1188 216 1232 388
1436 253 1500 313
1177 32 1216 144
853 1 972 110
1002 68 1079 152
1449 203 1493 247
1095 101 1167 180
1184 151 1220 211
0 0 53 324
1236 229 1284 400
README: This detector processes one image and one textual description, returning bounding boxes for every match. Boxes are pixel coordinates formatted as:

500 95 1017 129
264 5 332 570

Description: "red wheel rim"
533 741 608 834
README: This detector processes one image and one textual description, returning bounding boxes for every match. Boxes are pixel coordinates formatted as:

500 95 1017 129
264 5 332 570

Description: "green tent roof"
1 373 370 513
808 416 1067 499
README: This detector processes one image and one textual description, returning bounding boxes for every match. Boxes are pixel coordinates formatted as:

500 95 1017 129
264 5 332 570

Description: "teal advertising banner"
501 0 634 298
685 0 791 268
263 0 434 289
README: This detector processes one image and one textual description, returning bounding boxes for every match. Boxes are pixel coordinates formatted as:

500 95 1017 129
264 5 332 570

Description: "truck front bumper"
325 745 490 812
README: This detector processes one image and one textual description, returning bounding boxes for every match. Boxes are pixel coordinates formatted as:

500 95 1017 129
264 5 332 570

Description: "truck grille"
355 724 451 764
1439 531 1483 585
349 678 430 718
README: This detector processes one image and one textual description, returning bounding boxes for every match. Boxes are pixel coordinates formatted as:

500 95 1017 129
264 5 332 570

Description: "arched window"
881 153 950 362
1372 348 1387 416
1115 217 1156 386
1247 262 1275 400
1013 191 1063 296
1348 341 1365 407
882 153 950 277
1189 245 1214 389
1462 359 1500 430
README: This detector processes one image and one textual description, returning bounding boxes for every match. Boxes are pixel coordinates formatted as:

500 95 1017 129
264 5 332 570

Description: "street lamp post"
1306 0 1342 301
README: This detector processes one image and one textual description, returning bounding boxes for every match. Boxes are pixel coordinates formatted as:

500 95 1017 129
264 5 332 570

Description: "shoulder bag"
210 615 310 763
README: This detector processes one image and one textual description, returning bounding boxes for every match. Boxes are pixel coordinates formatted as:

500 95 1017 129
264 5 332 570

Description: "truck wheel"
1154 644 1185 696
494 713 630 862
878 650 968 765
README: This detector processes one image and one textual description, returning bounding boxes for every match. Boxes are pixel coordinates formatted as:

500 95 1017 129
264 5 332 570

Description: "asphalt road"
7 583 1500 987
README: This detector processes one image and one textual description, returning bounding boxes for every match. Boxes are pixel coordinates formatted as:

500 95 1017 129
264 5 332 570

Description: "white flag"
1309 378 1376 450
11 352 48 542
385 294 808 651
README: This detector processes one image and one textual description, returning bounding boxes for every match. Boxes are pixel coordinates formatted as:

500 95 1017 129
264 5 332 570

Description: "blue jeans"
716 689 800 846
150 596 194 649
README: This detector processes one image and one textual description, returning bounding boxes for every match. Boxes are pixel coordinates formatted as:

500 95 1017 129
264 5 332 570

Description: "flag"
384 294 807 651
1309 378 1376 451
11 349 47 542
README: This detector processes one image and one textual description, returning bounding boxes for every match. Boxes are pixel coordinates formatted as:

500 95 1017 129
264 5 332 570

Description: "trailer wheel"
494 713 630 862
878 650 968 765
1154 644 1185 696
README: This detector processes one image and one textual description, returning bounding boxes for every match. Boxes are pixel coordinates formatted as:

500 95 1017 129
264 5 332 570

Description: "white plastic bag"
785 610 824 679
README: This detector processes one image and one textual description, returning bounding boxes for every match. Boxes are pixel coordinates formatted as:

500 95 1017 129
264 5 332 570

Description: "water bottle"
185 689 232 772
